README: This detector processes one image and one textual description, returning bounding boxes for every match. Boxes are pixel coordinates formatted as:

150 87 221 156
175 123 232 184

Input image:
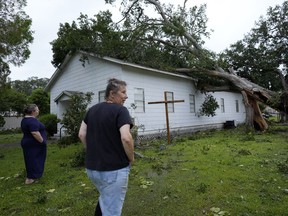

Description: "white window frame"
189 94 196 113
235 100 239 113
166 91 174 113
220 98 225 113
98 90 105 103
134 88 145 113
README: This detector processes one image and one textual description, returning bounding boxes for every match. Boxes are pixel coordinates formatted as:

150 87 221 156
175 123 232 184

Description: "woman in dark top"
79 78 134 216
21 104 47 184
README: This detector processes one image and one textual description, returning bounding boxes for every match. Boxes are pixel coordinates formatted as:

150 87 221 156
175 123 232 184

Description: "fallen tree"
103 0 287 130
177 67 283 130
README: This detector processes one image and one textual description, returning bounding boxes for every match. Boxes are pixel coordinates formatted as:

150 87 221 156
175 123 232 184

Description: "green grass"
1 124 288 215
0 142 95 215
0 133 22 145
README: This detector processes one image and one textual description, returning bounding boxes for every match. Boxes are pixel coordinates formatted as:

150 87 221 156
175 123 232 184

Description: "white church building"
45 51 246 138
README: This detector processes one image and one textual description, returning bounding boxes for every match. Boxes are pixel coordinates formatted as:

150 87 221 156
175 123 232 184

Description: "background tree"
0 0 34 124
0 77 49 117
0 0 34 86
11 76 49 95
220 1 288 120
227 1 287 90
28 88 50 115
0 86 27 116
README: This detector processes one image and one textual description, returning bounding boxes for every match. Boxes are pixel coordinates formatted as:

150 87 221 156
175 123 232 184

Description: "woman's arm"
120 124 134 163
31 131 44 143
78 121 87 148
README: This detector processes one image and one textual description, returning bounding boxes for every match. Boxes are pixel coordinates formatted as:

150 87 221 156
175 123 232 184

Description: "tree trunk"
241 90 254 127
249 97 268 131
240 90 268 130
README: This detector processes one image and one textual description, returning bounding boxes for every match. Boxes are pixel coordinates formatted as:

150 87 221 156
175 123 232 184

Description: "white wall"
1 117 22 130
122 67 246 135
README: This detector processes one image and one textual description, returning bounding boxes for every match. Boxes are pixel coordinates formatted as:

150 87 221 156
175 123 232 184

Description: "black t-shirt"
84 102 133 171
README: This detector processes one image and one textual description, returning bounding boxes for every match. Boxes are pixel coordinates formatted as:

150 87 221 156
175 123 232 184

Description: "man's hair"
105 78 127 99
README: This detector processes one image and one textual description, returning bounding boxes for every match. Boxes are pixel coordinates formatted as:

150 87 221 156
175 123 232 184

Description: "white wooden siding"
122 67 246 135
50 54 124 117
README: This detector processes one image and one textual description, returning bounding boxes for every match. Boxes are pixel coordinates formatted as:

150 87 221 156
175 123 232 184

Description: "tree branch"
176 67 278 102
146 0 202 51
116 0 140 25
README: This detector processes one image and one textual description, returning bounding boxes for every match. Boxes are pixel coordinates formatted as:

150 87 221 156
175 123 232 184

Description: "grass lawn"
0 132 22 145
0 123 288 215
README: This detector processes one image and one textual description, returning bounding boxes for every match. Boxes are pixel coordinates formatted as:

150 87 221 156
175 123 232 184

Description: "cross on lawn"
148 91 184 145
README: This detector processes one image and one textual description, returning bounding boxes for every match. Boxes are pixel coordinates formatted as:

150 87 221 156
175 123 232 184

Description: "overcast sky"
9 0 284 81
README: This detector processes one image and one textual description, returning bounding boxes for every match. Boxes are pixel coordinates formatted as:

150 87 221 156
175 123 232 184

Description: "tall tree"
221 1 287 91
220 1 288 120
0 0 34 86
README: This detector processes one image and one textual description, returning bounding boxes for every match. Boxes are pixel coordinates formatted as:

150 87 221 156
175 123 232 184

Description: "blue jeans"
86 166 131 216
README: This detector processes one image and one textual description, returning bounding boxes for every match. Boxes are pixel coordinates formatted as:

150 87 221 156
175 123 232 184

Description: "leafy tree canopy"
0 0 34 85
50 2 216 73
51 12 121 68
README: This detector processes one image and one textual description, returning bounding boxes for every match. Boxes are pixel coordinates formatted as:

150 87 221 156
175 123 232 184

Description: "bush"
61 92 93 142
57 136 76 148
39 114 59 137
277 158 288 174
0 128 21 135
0 116 5 127
199 94 219 117
70 146 86 167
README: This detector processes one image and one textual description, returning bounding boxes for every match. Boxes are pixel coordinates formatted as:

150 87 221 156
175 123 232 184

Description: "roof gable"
45 51 196 92
54 90 82 102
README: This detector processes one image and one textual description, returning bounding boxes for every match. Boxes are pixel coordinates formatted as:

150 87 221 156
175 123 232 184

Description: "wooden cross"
148 91 184 145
